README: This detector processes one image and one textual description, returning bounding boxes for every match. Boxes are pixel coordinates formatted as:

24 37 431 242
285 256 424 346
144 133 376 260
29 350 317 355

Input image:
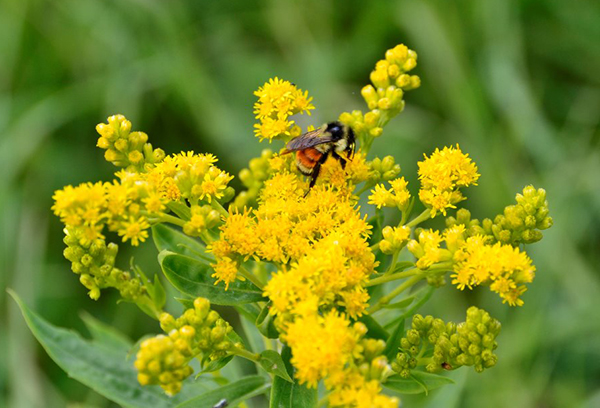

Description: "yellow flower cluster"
53 152 232 249
135 298 234 395
96 114 165 171
53 115 235 301
319 150 371 189
368 177 411 210
379 225 411 255
408 225 535 306
52 171 165 247
452 236 535 306
284 314 398 407
418 145 480 216
253 78 315 142
153 152 234 205
340 44 420 151
211 172 374 292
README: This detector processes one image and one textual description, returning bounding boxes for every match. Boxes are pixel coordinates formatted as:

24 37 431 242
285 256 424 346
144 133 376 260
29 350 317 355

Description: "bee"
283 121 356 193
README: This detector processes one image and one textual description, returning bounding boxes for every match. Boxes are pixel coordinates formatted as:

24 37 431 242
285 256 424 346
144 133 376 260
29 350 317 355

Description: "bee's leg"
304 154 328 197
332 151 348 170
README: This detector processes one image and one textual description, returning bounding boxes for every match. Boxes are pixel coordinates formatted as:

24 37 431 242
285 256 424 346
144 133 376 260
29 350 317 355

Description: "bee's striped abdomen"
296 148 323 175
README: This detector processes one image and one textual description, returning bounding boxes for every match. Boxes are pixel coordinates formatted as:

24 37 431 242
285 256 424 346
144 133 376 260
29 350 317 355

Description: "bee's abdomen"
296 148 322 175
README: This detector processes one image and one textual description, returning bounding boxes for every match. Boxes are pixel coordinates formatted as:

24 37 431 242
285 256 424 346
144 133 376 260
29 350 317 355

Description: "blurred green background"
2 0 599 407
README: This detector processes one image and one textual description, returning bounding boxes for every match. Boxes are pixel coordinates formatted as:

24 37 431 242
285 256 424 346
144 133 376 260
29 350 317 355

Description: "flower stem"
366 267 420 287
211 200 229 218
239 266 265 290
383 252 400 276
230 347 260 363
368 275 424 313
354 181 376 197
406 209 431 228
146 212 186 227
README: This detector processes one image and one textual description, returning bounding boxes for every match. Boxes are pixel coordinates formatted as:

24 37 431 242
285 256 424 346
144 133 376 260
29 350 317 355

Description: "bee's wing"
285 128 333 151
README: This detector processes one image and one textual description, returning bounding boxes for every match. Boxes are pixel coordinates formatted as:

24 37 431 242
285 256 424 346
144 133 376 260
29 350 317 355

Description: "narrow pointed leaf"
159 251 265 305
9 290 205 407
80 312 132 353
259 350 293 382
152 224 206 258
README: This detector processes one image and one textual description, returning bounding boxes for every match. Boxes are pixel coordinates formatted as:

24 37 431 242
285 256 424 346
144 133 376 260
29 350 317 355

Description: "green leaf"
79 312 132 353
259 350 293 383
159 251 265 305
270 346 317 408
152 224 207 259
256 303 280 339
383 318 404 361
175 375 269 408
357 315 389 340
199 355 234 374
384 371 454 395
9 290 203 407
153 273 167 310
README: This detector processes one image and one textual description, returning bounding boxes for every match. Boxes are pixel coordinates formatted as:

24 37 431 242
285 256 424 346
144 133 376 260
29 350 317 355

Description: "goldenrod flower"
283 311 360 388
418 145 480 216
253 78 314 142
379 225 411 255
211 257 239 289
452 235 535 306
368 177 410 210
117 215 150 246
407 229 451 269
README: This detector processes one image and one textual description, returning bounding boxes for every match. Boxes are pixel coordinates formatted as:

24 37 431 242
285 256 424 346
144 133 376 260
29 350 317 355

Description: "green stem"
367 262 453 288
146 212 186 227
368 275 424 314
406 209 431 228
383 252 400 276
354 181 376 197
417 356 433 367
211 200 229 218
370 242 380 251
230 347 260 363
239 266 265 290
366 267 420 287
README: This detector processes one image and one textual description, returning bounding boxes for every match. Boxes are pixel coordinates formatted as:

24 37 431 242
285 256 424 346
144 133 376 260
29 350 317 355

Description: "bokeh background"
2 0 600 407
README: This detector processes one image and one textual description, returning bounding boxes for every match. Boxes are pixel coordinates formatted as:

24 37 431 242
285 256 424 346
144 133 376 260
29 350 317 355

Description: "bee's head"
326 121 344 140
326 121 355 157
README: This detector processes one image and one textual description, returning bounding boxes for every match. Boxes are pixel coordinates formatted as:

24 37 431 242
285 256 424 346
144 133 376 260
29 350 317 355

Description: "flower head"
418 145 479 216
253 78 315 142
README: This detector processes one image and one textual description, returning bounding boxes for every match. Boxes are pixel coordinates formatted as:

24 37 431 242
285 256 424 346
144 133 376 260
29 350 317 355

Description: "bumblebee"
283 121 356 193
